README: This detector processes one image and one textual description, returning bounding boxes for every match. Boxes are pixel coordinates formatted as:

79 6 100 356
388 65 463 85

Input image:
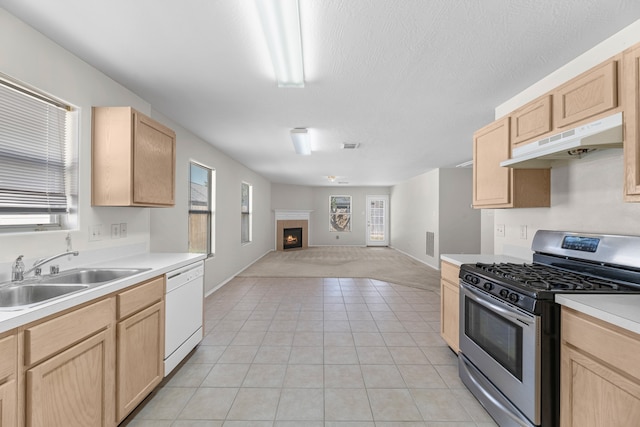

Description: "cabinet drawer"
441 261 460 285
24 298 114 367
562 308 640 382
117 276 164 320
0 333 16 381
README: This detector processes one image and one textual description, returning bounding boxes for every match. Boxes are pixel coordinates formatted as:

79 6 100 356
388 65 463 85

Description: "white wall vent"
341 143 360 149
426 231 435 257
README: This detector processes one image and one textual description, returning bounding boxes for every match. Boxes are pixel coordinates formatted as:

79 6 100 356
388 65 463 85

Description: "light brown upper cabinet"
553 59 618 129
92 107 176 207
473 117 551 208
623 43 640 201
510 94 553 149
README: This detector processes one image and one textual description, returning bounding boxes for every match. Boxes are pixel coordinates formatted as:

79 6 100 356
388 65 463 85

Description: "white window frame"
188 161 215 256
0 75 78 232
241 181 253 244
329 195 352 232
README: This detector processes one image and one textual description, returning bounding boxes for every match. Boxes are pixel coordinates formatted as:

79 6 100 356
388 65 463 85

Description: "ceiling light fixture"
254 0 305 88
291 128 311 155
327 175 336 182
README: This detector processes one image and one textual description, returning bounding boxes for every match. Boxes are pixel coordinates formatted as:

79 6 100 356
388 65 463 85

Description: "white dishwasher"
164 260 204 376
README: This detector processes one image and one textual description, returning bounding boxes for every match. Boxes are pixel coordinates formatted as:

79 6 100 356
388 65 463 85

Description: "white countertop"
556 294 640 335
0 252 206 333
440 253 530 267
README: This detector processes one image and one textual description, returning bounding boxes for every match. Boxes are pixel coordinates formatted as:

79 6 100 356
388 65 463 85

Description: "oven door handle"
461 283 534 326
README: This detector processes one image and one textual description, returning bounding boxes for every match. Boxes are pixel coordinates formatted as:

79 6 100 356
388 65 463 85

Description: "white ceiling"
2 0 640 187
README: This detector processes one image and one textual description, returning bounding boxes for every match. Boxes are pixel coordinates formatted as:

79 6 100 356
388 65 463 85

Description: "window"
330 195 351 232
189 162 215 255
241 182 252 244
0 76 76 231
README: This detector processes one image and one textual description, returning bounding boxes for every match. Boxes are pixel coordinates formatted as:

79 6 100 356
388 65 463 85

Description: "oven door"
459 282 541 426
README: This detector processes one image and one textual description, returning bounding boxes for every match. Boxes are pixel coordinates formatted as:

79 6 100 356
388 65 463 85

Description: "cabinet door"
561 345 640 427
554 60 618 129
440 279 459 353
116 301 164 422
624 44 640 201
473 117 512 207
510 95 552 148
26 329 115 427
132 112 176 206
0 380 16 427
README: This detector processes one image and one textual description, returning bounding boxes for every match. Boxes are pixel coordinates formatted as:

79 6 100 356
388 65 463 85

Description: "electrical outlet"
520 225 528 239
496 224 505 237
119 223 127 238
89 224 103 241
111 224 120 239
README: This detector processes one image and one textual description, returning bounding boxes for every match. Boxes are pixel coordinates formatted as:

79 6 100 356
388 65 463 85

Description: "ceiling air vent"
341 143 360 149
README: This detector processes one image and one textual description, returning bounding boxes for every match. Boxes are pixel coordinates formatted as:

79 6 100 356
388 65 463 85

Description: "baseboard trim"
204 249 274 298
390 246 439 270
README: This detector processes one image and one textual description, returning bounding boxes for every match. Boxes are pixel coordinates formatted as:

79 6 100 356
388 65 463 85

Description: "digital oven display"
561 236 600 253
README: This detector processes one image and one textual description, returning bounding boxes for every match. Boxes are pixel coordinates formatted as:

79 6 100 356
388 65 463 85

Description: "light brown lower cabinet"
440 260 460 353
0 379 17 427
26 329 115 427
14 275 166 427
0 331 17 427
116 277 164 423
22 298 115 427
561 307 640 426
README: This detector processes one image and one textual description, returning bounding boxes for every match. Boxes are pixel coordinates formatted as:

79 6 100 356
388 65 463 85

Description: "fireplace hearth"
283 227 303 250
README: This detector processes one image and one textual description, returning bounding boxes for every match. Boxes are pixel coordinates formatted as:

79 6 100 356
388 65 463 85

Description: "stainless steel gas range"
458 230 640 427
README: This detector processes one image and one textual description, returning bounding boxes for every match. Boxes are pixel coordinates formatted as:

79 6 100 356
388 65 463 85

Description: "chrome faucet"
11 251 79 282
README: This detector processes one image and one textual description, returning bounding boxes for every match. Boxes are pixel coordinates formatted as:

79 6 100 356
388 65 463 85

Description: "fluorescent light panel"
254 0 305 88
291 128 311 155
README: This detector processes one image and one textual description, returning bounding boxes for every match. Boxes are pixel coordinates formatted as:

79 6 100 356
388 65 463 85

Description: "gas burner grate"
475 262 624 291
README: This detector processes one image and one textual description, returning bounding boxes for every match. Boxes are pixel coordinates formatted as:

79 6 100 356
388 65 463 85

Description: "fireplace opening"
283 227 303 250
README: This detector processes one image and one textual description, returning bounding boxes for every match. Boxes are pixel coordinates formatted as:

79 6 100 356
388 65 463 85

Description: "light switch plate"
111 224 119 239
89 224 103 241
119 223 127 238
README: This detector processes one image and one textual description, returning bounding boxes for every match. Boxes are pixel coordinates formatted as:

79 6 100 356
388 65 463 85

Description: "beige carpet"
238 246 441 292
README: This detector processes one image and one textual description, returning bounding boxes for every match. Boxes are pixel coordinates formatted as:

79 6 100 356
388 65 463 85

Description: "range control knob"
483 282 494 291
509 293 520 303
464 274 479 284
499 289 509 299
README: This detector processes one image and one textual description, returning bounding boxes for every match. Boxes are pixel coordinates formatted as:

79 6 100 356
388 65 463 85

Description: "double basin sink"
0 268 150 310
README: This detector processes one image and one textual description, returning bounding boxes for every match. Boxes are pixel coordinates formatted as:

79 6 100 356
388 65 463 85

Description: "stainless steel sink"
40 268 150 285
0 284 89 309
0 267 150 310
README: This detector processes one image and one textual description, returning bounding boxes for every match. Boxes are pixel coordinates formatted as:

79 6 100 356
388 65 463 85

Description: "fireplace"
283 227 303 250
275 211 310 251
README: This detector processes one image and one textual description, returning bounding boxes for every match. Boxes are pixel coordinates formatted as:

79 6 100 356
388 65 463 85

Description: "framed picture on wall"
330 195 351 232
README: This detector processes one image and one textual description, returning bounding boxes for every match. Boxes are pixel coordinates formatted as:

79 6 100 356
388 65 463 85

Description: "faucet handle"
12 255 25 282
50 265 60 275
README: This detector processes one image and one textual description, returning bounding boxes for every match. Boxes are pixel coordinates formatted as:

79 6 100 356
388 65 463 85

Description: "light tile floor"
121 277 497 427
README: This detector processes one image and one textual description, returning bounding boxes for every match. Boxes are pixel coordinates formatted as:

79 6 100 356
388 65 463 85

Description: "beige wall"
149 110 273 294
0 9 274 291
390 168 480 269
0 9 152 275
271 184 391 247
488 19 640 259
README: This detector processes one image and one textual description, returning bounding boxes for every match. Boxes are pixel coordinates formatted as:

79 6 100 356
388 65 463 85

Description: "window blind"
0 79 70 214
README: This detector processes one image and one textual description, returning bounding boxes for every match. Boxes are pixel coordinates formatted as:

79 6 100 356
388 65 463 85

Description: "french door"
366 195 389 246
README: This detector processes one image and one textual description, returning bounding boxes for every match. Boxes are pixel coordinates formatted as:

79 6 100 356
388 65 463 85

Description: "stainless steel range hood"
500 112 623 168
